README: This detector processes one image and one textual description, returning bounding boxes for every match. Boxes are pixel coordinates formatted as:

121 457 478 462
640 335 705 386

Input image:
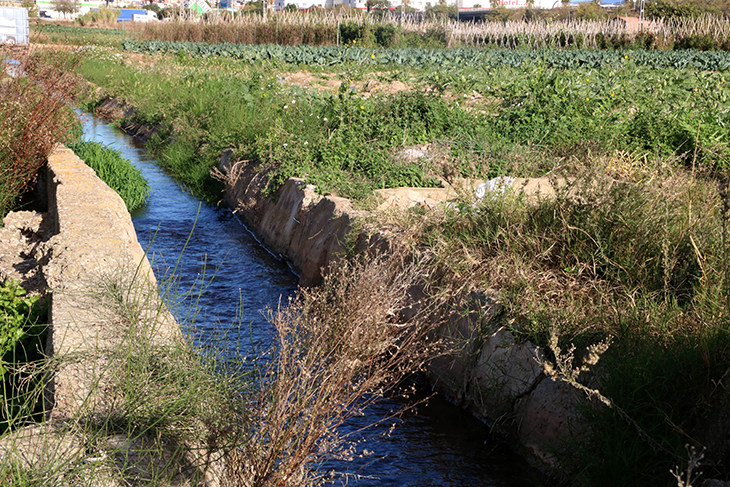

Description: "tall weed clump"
229 252 443 486
0 48 81 220
410 160 730 486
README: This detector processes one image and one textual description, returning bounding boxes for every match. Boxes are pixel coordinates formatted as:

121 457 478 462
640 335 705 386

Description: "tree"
242 0 264 14
142 3 162 19
366 0 390 12
283 3 298 11
425 1 457 19
21 0 39 18
52 0 80 17
574 1 605 19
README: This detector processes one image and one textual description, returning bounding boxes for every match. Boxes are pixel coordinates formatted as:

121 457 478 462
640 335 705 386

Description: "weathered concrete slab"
43 145 178 422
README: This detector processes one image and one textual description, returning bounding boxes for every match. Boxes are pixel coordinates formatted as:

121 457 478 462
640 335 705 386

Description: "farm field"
77 42 730 200
61 32 730 487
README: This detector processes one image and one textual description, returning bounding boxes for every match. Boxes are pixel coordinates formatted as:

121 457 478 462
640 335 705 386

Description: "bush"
374 24 397 48
339 21 372 46
75 7 120 27
0 280 46 434
646 0 727 18
0 49 81 221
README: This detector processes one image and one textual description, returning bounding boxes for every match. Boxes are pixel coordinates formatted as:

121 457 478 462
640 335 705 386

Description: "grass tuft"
67 140 150 212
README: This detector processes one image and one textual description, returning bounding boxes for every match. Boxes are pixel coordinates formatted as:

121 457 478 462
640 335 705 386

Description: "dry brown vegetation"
0 47 81 219
133 12 730 50
227 250 445 486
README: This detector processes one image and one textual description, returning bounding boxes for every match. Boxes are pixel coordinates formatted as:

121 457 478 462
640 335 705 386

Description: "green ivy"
0 280 44 380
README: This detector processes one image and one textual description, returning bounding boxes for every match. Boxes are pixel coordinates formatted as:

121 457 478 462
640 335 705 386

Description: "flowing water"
80 113 544 487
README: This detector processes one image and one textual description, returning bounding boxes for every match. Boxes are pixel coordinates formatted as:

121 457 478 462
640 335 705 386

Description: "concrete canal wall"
217 154 585 475
0 146 221 486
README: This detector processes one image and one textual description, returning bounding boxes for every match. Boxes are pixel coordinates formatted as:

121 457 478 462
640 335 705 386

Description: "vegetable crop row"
121 39 730 71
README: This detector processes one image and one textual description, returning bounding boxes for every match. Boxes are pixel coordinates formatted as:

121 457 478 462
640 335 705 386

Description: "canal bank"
214 139 587 477
86 108 545 485
0 144 226 486
91 96 585 479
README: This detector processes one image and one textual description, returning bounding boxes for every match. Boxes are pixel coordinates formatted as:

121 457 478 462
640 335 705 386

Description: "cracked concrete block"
469 328 544 418
515 377 583 469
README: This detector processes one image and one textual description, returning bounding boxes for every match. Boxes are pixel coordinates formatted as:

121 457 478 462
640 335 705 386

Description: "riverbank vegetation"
0 47 81 220
67 140 150 211
67 36 730 486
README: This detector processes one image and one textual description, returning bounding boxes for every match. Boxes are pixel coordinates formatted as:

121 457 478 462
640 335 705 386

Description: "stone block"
469 328 544 418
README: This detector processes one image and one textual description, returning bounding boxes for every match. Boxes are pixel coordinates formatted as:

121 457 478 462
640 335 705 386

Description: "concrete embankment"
43 145 179 420
0 146 219 486
217 155 585 475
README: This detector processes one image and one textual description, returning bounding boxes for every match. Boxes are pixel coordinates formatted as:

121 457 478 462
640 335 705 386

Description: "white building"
274 0 362 10
36 0 105 19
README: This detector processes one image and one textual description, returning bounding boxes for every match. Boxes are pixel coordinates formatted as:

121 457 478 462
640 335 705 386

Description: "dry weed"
228 250 444 487
0 46 82 219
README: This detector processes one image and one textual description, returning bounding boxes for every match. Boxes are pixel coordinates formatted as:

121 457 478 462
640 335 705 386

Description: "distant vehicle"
0 7 29 45
116 9 159 22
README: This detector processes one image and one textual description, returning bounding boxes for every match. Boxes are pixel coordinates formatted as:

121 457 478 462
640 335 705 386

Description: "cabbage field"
122 39 730 70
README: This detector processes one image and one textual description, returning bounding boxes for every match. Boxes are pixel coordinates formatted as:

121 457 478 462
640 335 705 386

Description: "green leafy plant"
0 281 43 379
66 141 150 212
0 279 46 434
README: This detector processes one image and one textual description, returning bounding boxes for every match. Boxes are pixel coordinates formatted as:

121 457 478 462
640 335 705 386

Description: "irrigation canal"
81 112 543 487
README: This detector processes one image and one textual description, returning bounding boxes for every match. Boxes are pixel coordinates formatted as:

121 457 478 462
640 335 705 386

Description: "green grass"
66 141 150 212
75 48 730 204
0 280 47 435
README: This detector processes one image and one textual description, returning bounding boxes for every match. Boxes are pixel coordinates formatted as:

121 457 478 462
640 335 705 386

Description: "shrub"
75 7 120 27
0 280 46 434
0 49 81 221
374 24 397 48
